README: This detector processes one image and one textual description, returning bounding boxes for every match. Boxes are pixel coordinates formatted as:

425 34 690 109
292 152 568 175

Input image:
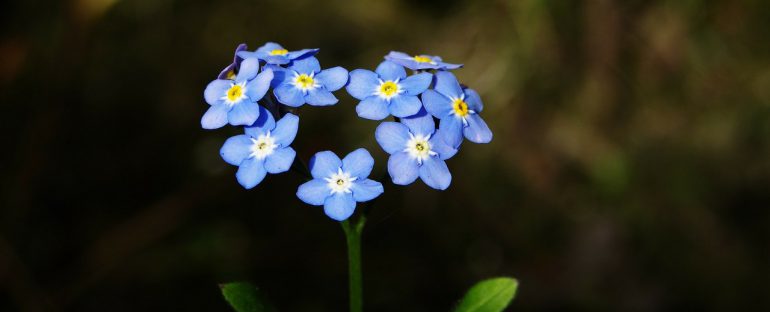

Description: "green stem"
341 216 366 312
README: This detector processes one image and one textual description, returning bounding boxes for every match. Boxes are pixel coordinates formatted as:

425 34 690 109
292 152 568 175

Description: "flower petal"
351 179 384 202
400 109 435 136
204 80 230 105
289 56 321 74
274 83 305 107
463 114 493 143
375 122 410 154
324 193 356 221
376 60 407 81
265 147 296 174
286 48 319 60
228 101 260 126
220 135 253 166
356 96 390 120
306 88 338 106
388 151 420 185
434 71 463 98
201 103 230 129
346 69 379 100
309 151 342 179
244 105 275 137
439 116 464 148
296 179 330 206
265 64 287 88
315 66 349 91
419 157 452 190
421 89 453 118
388 95 422 118
255 42 285 56
463 88 484 112
342 148 374 179
235 58 260 82
236 157 267 189
429 130 458 160
400 72 433 96
246 69 273 101
272 113 299 146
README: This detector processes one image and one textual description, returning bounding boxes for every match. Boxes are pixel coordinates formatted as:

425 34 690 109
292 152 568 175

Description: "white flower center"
249 132 278 160
221 81 248 106
373 79 404 101
292 72 319 93
404 133 437 165
325 168 357 195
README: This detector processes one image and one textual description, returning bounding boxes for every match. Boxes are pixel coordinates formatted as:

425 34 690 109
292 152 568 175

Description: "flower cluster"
202 44 491 221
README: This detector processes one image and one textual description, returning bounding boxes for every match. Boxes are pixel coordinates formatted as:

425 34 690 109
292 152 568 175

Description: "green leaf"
219 282 275 312
454 277 519 312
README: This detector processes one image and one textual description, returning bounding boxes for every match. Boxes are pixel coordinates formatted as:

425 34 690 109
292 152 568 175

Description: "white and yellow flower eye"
450 95 476 125
249 132 278 159
404 133 437 165
413 55 435 64
292 72 319 92
269 49 289 56
222 81 248 105
325 168 357 194
375 79 403 100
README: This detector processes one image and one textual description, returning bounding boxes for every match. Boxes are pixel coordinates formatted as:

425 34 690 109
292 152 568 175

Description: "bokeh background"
2 0 770 311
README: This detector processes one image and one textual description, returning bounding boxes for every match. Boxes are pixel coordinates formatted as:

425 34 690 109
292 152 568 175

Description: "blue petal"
201 103 230 129
274 83 306 107
429 130 458 160
388 95 422 118
309 151 342 179
236 50 260 61
286 48 319 60
341 148 374 179
228 101 260 126
236 157 267 189
255 42 285 55
439 116 464 148
204 80 230 105
264 64 286 88
324 193 356 221
265 147 296 174
376 61 407 81
463 114 493 143
356 96 390 120
434 71 463 98
289 56 321 74
400 109 435 136
305 88 338 106
220 135 253 166
388 151 420 185
463 88 484 112
421 89 453 118
382 54 418 71
246 69 273 101
385 51 412 61
439 61 463 70
375 122 410 154
400 72 433 96
315 67 349 91
296 179 330 206
351 179 384 202
419 157 452 190
235 58 260 82
217 63 236 80
272 113 299 146
244 105 275 137
346 69 379 100
264 55 290 65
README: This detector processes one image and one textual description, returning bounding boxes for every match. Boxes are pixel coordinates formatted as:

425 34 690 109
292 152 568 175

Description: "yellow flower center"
379 81 399 97
226 84 244 102
294 74 315 89
415 142 425 151
413 55 433 63
226 70 236 80
257 142 267 150
269 49 289 56
452 98 469 117
336 179 345 186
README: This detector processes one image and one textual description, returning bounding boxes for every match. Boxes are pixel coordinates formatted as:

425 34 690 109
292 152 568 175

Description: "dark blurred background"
1 0 769 311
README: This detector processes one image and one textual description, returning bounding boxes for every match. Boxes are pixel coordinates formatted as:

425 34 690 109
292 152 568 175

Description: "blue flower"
346 61 433 120
375 110 458 190
237 42 319 65
384 51 462 71
273 56 349 107
202 58 274 129
220 107 299 189
421 71 492 147
296 149 384 221
217 43 248 80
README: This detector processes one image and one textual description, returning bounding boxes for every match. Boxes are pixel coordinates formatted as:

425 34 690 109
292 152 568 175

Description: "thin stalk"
341 216 366 312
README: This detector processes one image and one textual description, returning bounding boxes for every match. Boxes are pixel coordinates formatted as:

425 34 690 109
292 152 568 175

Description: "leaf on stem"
453 277 518 312
219 282 276 312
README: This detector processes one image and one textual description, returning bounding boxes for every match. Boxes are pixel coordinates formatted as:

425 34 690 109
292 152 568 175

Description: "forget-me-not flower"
217 43 248 80
346 61 433 120
273 56 349 107
220 107 299 189
202 58 274 129
375 110 457 190
421 71 492 147
296 149 384 221
237 42 319 65
384 51 462 71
